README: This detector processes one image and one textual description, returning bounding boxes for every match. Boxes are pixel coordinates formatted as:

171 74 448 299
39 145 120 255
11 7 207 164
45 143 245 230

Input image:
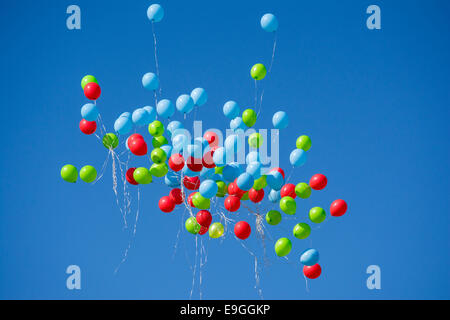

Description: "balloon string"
268 32 277 73
151 21 162 97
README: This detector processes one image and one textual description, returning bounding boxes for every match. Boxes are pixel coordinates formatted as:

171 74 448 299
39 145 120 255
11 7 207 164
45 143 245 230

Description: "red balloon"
204 131 219 147
270 167 285 179
187 193 196 208
128 133 144 143
330 199 347 217
126 168 138 185
303 264 322 279
187 157 203 172
228 181 245 198
248 188 264 203
159 196 175 213
224 195 240 212
280 183 296 199
210 145 219 152
84 82 101 100
202 150 216 168
310 174 327 190
169 154 185 172
234 221 251 240
169 188 185 205
198 225 209 235
183 176 200 190
196 210 212 227
129 138 148 156
79 119 97 135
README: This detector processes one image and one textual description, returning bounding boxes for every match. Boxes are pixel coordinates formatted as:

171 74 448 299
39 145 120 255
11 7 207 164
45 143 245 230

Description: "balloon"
295 183 311 199
79 119 97 135
167 121 183 137
248 133 263 149
246 161 262 179
102 133 118 149
275 238 292 257
303 264 321 279
252 175 267 190
290 149 307 167
159 196 175 213
268 189 281 203
280 196 296 215
234 221 251 240
224 134 243 154
165 170 181 187
192 192 210 209
185 217 201 234
209 222 224 239
81 75 98 90
196 210 212 227
152 136 168 148
172 133 189 152
202 150 216 169
128 133 144 142
186 157 202 173
228 181 245 198
280 184 296 199
204 131 219 147
330 199 347 217
190 88 207 106
183 176 200 190
131 108 147 126
260 13 278 32
296 135 311 151
215 166 224 174
266 171 284 191
300 249 319 266
309 207 326 223
129 137 148 156
142 72 159 91
143 106 157 124
151 148 167 164
230 117 246 131
246 151 260 164
176 94 194 114
168 154 185 171
79 165 97 183
222 163 242 182
132 167 152 184
156 99 175 118
250 63 267 80
242 109 257 127
223 101 240 119
81 103 98 121
183 165 200 178
114 116 132 135
236 172 254 191
199 167 214 180
126 168 139 185
270 167 285 179
224 195 240 212
199 179 218 199
248 188 264 203
198 225 209 235
272 111 289 129
61 164 78 183
266 210 282 225
150 163 168 177
148 120 164 137
216 181 228 197
212 147 227 166
310 174 327 190
293 223 311 239
119 112 132 119
84 82 101 100
147 4 164 22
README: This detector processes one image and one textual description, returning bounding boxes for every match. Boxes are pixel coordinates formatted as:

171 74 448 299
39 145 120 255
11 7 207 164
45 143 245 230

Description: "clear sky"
0 0 449 299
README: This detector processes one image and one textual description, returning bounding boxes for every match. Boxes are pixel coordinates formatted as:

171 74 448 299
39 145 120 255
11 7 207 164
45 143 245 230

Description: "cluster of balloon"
61 164 97 183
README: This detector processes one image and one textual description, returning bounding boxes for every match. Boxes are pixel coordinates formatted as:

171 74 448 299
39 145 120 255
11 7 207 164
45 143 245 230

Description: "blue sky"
0 0 449 299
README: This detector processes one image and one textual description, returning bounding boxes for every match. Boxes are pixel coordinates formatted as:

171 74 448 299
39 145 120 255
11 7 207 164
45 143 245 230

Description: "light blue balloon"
119 112 131 119
222 162 242 183
176 94 194 114
266 171 284 191
142 73 159 91
114 116 132 135
143 106 156 124
260 13 278 32
268 189 281 203
147 4 164 22
246 161 262 179
224 134 243 154
236 172 254 191
132 108 149 126
172 133 189 151
182 165 199 177
230 117 246 131
156 99 175 118
300 249 320 266
190 88 207 106
160 145 172 157
212 147 227 166
290 149 307 167
167 121 184 138
125 137 130 150
199 167 214 180
212 174 223 181
272 111 289 129
165 170 181 187
199 179 218 199
81 103 99 121
223 101 240 119
246 151 260 164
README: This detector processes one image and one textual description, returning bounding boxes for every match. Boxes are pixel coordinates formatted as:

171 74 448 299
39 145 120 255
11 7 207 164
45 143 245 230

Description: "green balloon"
185 217 201 234
102 133 119 149
241 191 249 201
215 166 224 174
192 192 210 209
309 207 326 223
150 163 168 178
295 182 311 199
216 181 228 197
133 167 152 184
152 136 168 148
79 165 97 183
148 120 164 137
253 175 267 190
209 222 224 239
61 164 78 183
151 148 167 164
266 210 282 226
250 63 267 80
296 135 312 151
248 132 263 148
81 75 98 89
280 196 296 215
242 109 257 127
293 223 311 239
274 238 292 257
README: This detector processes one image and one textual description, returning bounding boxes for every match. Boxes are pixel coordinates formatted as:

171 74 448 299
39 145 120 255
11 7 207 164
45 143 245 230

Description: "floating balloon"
187 193 196 208
126 168 138 185
142 72 159 91
84 82 101 100
190 88 207 106
176 94 194 114
199 226 209 235
295 183 311 199
202 150 216 169
224 195 240 212
293 223 311 239
296 135 312 151
228 181 245 198
152 136 168 148
300 249 319 266
246 161 262 179
129 137 148 156
248 188 264 203
275 238 292 257
81 75 98 90
242 109 257 127
165 170 181 187
209 222 224 238
280 196 296 215
151 148 167 164
280 184 296 199
216 181 228 197
234 221 251 240
159 196 175 213
133 167 152 184
147 4 164 22
167 121 183 137
266 171 284 191
203 131 219 147
253 175 267 190
272 111 289 129
309 207 326 223
185 217 201 234
266 210 282 225
156 99 175 118
303 264 321 279
330 199 347 217
79 119 97 135
236 172 254 191
222 163 242 182
199 167 214 180
310 174 327 190
143 106 157 123
102 133 119 149
114 116 132 135
81 103 99 121
260 13 278 32
61 164 78 183
199 179 218 199
192 192 210 209
196 210 212 227
148 120 164 137
132 108 149 126
223 101 240 119
183 176 200 190
248 133 263 148
79 165 97 183
250 63 267 80
230 117 246 131
225 134 243 154
270 167 285 179
268 189 281 203
290 149 307 167
246 151 260 164
150 163 168 177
